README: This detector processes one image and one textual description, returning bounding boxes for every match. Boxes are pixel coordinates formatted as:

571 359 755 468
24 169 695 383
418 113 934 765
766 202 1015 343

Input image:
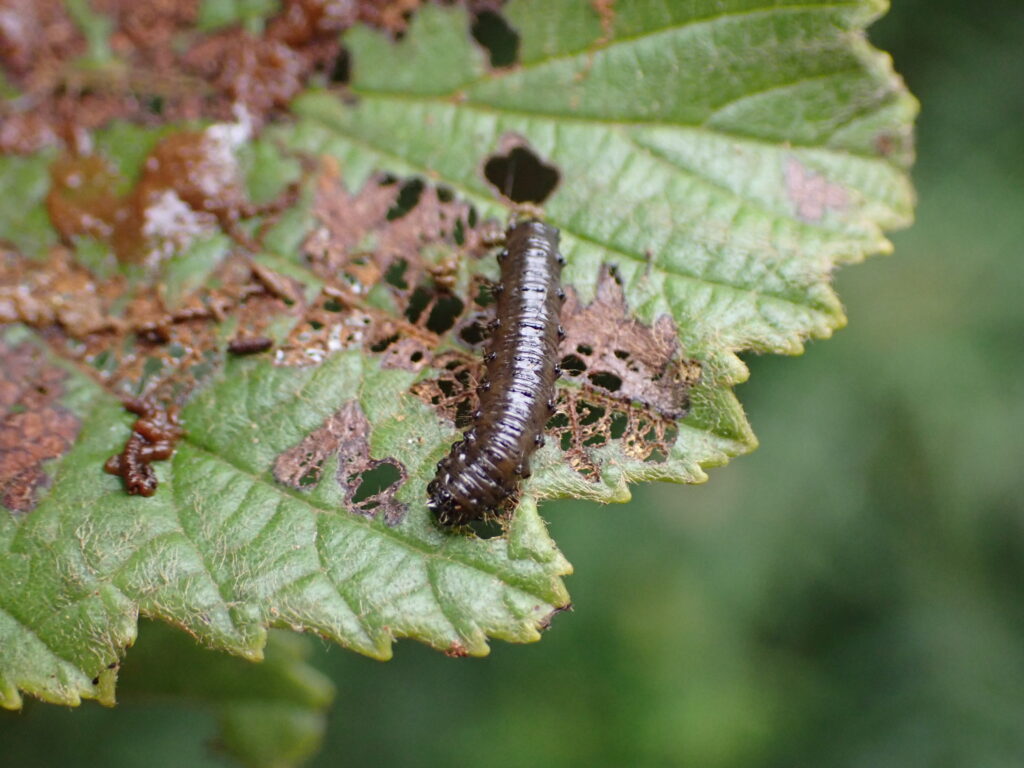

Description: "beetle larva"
428 219 565 525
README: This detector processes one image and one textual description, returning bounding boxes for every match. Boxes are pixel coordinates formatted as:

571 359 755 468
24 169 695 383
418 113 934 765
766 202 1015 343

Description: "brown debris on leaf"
0 243 306 414
103 397 183 496
45 115 290 267
0 0 363 153
0 339 81 515
354 0 424 35
227 335 274 355
0 0 489 155
273 400 407 525
0 0 85 82
0 247 123 335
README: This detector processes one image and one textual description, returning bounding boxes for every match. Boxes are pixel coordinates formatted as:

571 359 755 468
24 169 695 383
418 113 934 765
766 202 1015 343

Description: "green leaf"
288 0 916 492
0 0 914 710
0 328 570 708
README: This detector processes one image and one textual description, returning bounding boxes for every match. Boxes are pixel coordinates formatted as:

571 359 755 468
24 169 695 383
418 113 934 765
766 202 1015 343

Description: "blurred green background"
4 0 1023 765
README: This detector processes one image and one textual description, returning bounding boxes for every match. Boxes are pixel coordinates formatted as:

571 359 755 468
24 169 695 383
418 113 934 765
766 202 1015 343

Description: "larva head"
428 483 469 526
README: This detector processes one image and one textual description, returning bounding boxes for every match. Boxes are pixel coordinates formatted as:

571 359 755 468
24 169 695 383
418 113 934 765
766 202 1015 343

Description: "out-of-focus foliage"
2 0 1021 766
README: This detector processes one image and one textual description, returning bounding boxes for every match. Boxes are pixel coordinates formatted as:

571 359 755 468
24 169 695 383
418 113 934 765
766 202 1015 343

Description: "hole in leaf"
471 10 520 68
299 465 322 487
426 294 465 335
405 286 432 324
588 371 622 392
484 146 559 204
384 258 409 290
370 334 400 353
469 517 505 540
609 412 628 440
559 430 572 451
577 402 605 426
330 48 350 84
474 283 494 307
459 318 487 346
560 354 586 376
350 461 403 504
387 178 425 220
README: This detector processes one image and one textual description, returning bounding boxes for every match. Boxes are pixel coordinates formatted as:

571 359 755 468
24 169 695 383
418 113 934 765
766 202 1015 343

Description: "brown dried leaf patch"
302 160 489 296
276 162 490 370
273 399 407 525
0 246 305 403
354 0 424 35
0 339 81 514
559 266 700 420
46 122 295 267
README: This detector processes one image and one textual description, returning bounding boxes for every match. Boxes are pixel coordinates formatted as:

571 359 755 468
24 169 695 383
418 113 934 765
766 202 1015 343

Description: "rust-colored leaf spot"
592 0 617 45
784 157 850 222
273 400 407 525
0 339 81 515
103 397 183 497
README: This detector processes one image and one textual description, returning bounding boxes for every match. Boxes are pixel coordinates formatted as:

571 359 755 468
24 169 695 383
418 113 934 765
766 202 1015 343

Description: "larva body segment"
428 219 564 526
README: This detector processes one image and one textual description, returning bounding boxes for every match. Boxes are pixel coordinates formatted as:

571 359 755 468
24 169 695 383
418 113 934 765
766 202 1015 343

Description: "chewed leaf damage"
273 400 407 525
0 339 81 515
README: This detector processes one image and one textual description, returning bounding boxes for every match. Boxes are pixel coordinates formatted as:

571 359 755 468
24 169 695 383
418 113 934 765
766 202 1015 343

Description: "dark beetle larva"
428 219 565 525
